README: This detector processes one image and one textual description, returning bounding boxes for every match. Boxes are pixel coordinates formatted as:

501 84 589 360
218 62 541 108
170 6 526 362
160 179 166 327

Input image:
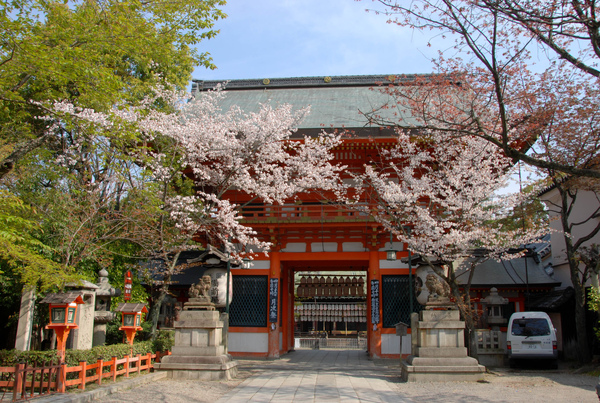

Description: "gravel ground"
389 368 598 402
96 359 599 403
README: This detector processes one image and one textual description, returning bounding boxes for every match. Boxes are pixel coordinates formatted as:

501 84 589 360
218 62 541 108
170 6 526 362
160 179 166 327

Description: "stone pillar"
67 281 97 350
220 312 229 354
14 286 36 351
268 251 281 359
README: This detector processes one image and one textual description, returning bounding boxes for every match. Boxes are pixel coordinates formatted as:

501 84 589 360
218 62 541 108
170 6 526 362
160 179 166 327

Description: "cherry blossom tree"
49 85 344 333
362 0 600 180
348 130 544 357
361 0 600 364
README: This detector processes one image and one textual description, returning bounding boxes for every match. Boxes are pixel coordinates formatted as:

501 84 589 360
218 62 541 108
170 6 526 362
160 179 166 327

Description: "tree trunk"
448 279 479 360
148 253 181 338
560 187 592 364
149 282 170 338
567 246 591 363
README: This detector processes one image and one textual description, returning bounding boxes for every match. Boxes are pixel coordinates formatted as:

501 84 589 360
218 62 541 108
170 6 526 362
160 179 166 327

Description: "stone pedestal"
401 308 485 382
155 299 238 380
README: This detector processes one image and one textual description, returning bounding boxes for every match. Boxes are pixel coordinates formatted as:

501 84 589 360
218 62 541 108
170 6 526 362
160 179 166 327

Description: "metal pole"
226 253 231 314
408 248 413 314
407 227 413 313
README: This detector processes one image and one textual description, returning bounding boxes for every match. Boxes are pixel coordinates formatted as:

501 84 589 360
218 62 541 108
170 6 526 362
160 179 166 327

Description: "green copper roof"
192 75 424 129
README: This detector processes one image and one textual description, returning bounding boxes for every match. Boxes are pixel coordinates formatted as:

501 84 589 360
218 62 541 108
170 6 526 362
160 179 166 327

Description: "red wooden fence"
0 351 170 402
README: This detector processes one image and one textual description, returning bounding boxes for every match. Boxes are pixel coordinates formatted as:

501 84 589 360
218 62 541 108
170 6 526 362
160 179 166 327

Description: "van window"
511 318 551 336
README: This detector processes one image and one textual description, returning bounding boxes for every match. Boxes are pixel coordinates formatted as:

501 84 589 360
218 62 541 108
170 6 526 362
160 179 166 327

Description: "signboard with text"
269 278 279 323
124 270 132 301
371 279 380 324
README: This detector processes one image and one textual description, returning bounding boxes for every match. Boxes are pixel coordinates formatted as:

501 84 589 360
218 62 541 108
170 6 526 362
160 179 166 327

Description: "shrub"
152 329 174 352
0 341 161 367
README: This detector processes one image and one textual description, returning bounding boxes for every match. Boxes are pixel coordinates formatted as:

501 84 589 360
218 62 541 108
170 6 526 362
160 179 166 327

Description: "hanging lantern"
241 258 252 269
386 249 397 261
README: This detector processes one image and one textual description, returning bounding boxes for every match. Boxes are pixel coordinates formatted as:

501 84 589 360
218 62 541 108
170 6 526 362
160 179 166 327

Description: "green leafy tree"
0 0 226 180
0 189 71 288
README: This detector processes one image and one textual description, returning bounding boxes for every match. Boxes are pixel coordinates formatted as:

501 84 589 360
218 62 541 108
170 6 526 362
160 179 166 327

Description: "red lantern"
40 292 85 360
116 303 148 345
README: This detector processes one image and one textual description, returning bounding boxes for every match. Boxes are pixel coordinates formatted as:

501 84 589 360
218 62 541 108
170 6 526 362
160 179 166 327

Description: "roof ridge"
192 73 439 92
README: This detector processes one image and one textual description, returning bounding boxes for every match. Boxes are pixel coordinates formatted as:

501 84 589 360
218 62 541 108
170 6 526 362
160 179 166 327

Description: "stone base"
156 354 238 380
401 355 485 382
154 308 238 381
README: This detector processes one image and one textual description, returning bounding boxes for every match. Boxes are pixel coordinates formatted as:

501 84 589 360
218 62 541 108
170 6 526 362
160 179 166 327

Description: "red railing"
0 361 61 402
0 351 171 402
240 203 372 223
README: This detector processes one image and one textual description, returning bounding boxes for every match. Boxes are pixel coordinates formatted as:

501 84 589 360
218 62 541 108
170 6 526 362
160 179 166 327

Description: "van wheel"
549 359 558 370
509 358 517 368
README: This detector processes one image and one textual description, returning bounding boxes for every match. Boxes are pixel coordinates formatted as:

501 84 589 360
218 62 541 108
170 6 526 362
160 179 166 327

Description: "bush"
152 329 174 352
0 341 161 367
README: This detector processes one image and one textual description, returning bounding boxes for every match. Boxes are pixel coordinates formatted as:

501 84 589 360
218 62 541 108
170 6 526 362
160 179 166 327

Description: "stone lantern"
116 303 148 345
39 292 85 360
93 268 121 346
482 287 509 330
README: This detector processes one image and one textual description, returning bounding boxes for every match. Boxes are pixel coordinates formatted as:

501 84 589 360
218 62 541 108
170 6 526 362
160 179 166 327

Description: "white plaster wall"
311 242 338 252
229 333 268 353
381 333 412 355
285 243 306 252
379 260 406 269
542 188 600 287
342 242 365 252
248 260 270 270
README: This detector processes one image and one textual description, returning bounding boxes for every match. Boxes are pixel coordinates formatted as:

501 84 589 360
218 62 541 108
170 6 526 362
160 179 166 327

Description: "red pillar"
281 265 291 353
268 251 281 358
367 249 382 358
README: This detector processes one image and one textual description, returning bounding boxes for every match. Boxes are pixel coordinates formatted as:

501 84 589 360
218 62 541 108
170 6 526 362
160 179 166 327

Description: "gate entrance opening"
294 271 368 350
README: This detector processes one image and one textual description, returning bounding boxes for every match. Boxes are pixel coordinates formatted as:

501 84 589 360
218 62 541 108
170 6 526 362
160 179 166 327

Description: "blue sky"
193 0 438 82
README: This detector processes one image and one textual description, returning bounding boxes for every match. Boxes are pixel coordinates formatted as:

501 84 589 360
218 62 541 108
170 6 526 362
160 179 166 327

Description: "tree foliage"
0 189 72 289
0 0 226 179
363 0 600 364
346 130 544 356
47 85 345 333
362 0 600 179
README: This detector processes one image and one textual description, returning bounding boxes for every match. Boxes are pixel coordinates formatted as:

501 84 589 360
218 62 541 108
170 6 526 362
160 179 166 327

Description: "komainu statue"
425 273 451 302
189 275 212 302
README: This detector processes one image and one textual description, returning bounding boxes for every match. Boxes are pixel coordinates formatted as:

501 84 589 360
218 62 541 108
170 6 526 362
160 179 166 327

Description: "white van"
506 311 558 368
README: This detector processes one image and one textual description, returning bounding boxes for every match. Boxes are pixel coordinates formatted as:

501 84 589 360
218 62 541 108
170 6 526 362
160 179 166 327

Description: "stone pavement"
16 371 169 403
28 349 406 403
216 350 405 403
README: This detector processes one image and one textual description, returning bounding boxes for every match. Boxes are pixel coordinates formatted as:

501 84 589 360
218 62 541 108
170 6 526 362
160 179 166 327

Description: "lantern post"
116 303 148 345
40 292 85 361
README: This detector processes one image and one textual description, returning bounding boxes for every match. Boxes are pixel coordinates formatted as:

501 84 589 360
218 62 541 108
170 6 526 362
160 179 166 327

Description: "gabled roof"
192 74 428 130
527 286 574 311
457 256 560 288
409 236 560 288
115 303 148 313
39 292 85 305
